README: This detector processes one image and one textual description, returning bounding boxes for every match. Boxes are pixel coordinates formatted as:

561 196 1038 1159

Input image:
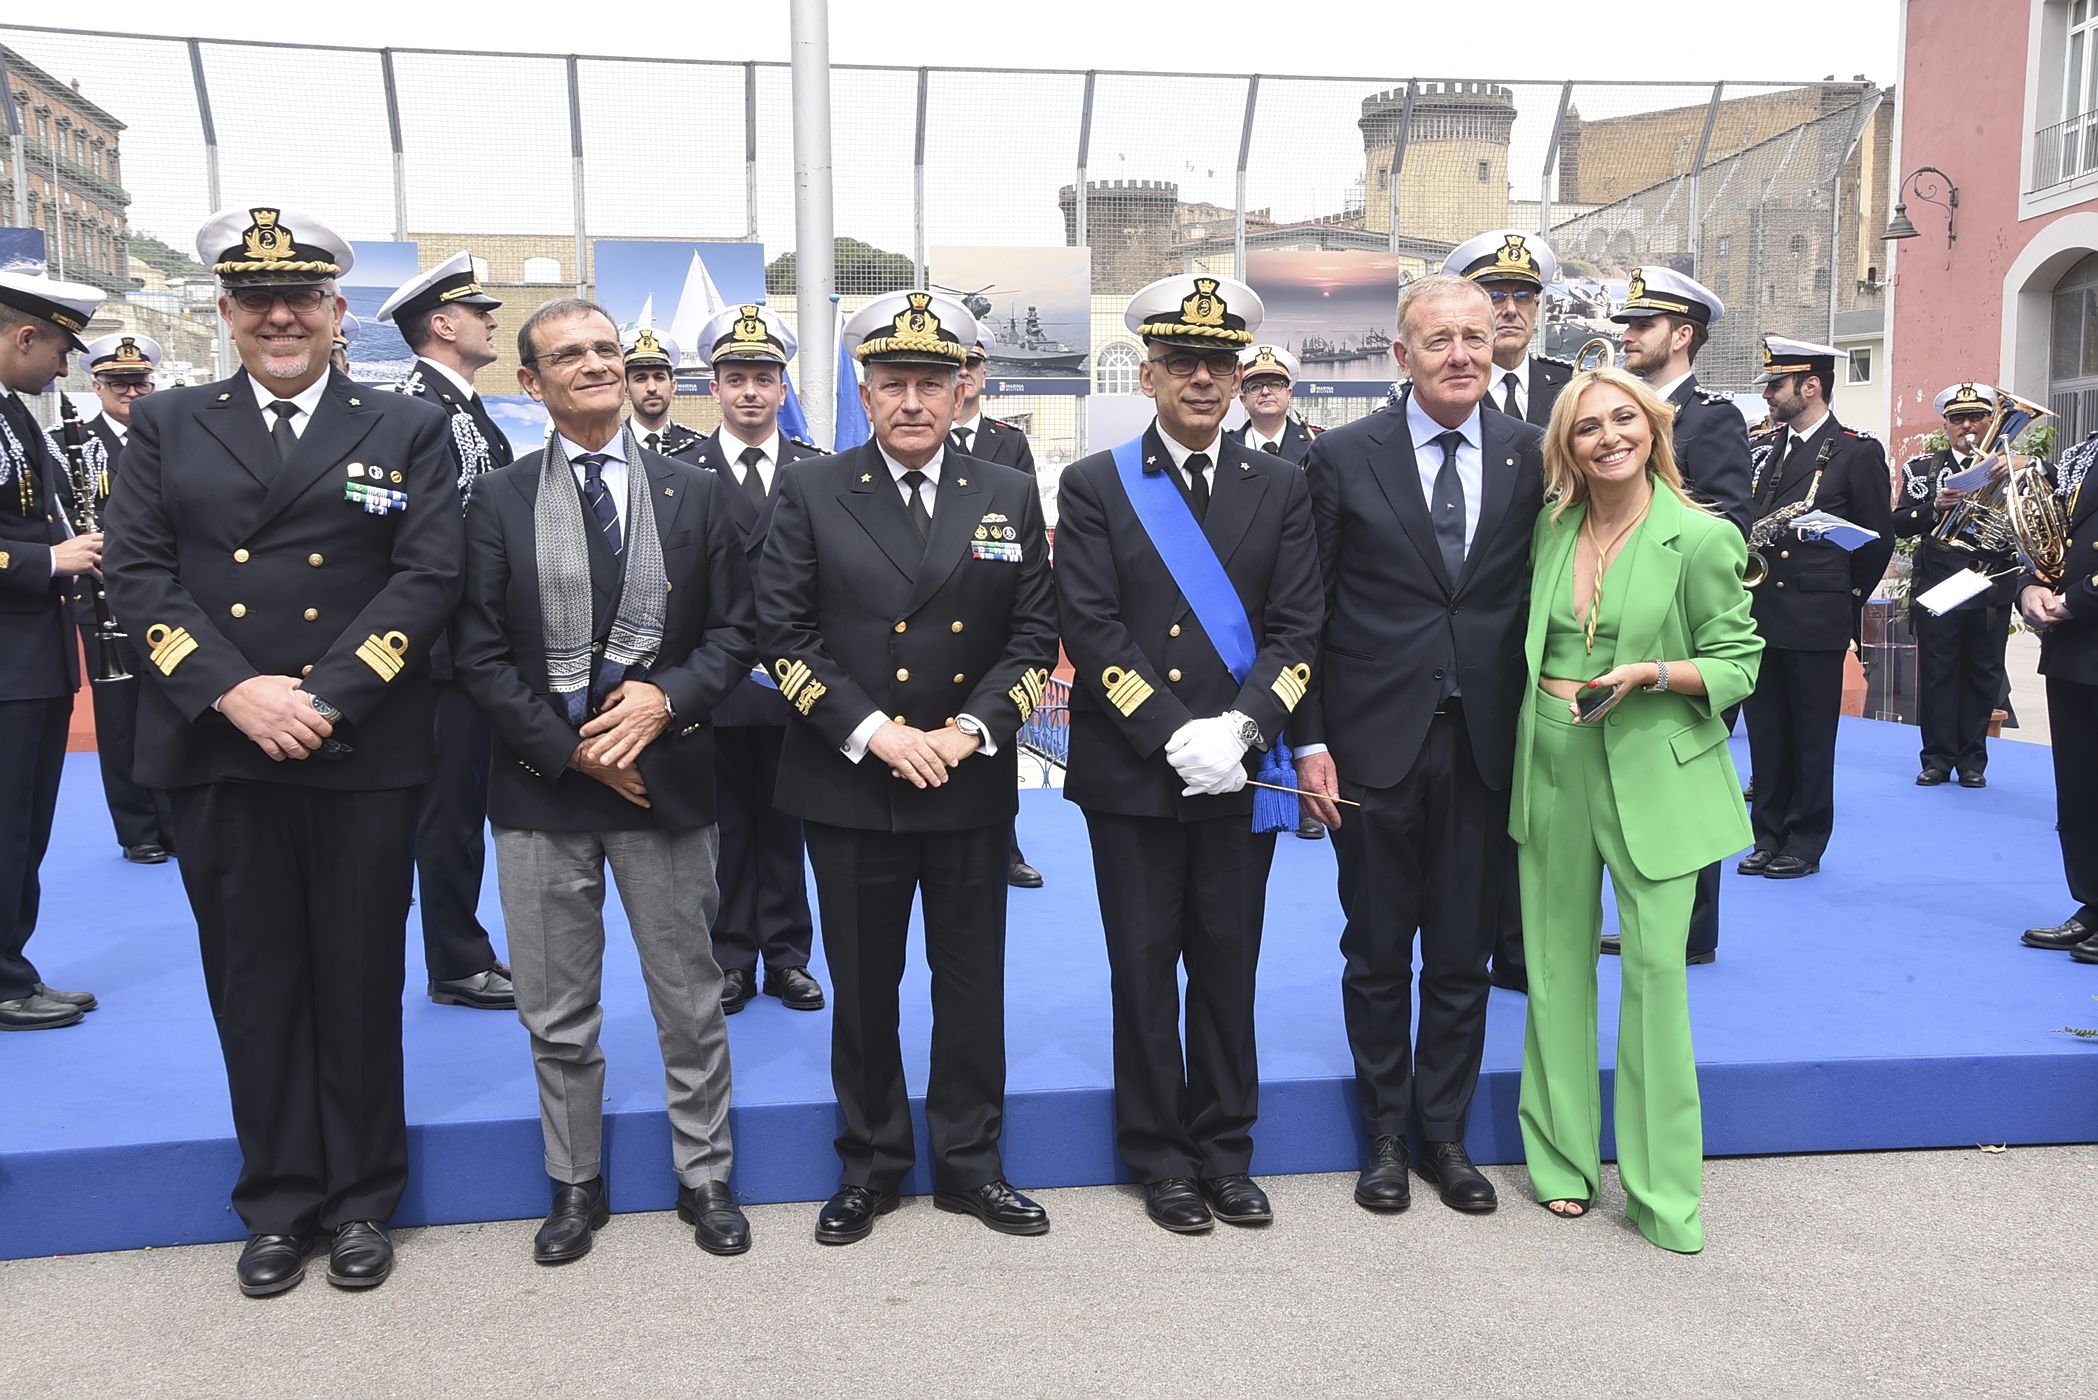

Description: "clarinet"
55 394 132 683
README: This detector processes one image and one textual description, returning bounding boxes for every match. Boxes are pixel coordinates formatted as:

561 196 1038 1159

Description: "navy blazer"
686 427 828 728
103 370 464 790
1669 375 1754 538
0 392 78 701
1297 390 1546 792
453 445 756 833
1054 424 1323 821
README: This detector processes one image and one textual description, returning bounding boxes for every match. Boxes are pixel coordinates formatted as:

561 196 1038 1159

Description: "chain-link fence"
1 25 1888 462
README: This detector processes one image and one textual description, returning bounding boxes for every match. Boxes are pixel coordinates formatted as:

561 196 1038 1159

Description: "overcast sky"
51 1 1900 86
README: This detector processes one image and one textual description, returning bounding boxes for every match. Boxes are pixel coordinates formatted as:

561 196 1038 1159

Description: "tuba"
1573 336 1617 372
1931 389 2051 561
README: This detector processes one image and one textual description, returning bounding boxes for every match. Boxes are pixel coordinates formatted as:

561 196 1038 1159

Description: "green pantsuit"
1509 485 1763 1255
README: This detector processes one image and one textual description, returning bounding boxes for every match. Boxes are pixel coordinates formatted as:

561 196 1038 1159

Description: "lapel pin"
348 398 361 407
860 473 873 483
1146 456 1157 465
957 478 968 487
217 393 230 401
665 487 675 496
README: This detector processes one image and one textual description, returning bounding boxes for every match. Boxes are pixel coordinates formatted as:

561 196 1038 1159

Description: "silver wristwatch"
1224 709 1266 752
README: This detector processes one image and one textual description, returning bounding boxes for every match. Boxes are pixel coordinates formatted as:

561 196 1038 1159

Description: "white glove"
1166 715 1250 794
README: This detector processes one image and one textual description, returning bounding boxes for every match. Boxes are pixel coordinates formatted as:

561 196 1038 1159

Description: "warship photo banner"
930 245 1092 397
1245 249 1402 398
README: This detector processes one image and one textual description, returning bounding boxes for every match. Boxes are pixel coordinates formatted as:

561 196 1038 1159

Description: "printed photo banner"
1245 249 1401 399
595 241 771 393
930 246 1091 397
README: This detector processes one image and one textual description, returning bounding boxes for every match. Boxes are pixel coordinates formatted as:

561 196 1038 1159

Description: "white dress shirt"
1650 369 1693 405
1407 393 1485 555
1243 421 1288 454
246 371 331 440
721 428 782 495
1155 423 1223 495
560 427 630 536
951 414 982 455
1494 358 1532 420
423 357 478 402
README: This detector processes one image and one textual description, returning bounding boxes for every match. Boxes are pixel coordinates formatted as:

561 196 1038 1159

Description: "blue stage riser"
5 719 2096 1260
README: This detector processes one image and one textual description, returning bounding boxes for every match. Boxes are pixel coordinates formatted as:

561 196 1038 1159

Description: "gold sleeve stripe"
1272 662 1310 712
356 630 409 682
1007 666 1048 722
775 658 813 702
146 623 198 678
0 550 11 571
1102 666 1154 718
793 680 826 716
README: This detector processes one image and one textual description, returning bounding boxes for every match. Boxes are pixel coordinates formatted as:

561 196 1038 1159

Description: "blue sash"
1111 436 1294 833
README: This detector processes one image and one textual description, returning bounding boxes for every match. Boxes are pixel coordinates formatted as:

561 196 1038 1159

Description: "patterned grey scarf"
534 423 667 727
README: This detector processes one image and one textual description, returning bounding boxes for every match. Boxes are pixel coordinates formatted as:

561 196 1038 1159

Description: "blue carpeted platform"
5 717 2095 1260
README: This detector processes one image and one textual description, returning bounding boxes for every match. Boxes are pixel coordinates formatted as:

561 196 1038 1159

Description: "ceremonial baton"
1247 779 1360 808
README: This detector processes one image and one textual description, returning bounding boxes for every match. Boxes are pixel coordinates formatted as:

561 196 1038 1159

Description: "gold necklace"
1578 499 1651 654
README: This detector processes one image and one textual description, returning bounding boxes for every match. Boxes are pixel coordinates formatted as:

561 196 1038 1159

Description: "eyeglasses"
1945 411 1991 425
1150 351 1241 379
229 286 332 315
1243 377 1289 393
95 378 154 395
528 340 623 370
1485 288 1538 305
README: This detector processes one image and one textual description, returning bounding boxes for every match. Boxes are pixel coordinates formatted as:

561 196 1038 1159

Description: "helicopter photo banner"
1245 249 1404 399
929 245 1092 397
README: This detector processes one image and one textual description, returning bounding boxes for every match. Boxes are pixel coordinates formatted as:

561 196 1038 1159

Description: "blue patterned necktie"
577 453 623 557
1430 429 1467 581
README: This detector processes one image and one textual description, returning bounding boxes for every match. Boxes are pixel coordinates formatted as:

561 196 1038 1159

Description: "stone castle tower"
1357 82 1517 244
1059 179 1181 294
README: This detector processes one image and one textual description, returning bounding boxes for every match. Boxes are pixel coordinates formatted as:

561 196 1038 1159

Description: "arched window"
1789 234 1808 254
2049 250 2098 439
1095 341 1141 395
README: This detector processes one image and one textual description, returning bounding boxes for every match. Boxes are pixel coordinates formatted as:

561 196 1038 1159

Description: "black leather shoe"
123 842 169 864
1198 1173 1272 1225
1916 768 1949 786
2023 917 2092 950
1959 770 1987 789
533 1177 610 1264
764 966 825 1011
1761 855 1819 879
1295 815 1326 841
34 984 97 1012
935 1178 1050 1235
815 1184 898 1245
1488 963 1527 993
326 1221 393 1289
236 1233 315 1297
1415 1141 1497 1213
1600 934 1622 956
1355 1135 1411 1212
1686 949 1716 966
676 1180 751 1255
1602 935 1712 965
0 992 83 1031
2072 935 2098 966
721 968 755 1015
1736 850 1776 876
1007 859 1044 889
428 963 516 1010
1142 1177 1214 1233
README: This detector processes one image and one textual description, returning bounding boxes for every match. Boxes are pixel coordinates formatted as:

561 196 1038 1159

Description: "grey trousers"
494 824 734 1188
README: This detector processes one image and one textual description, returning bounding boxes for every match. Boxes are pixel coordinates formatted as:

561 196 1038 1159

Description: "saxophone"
1743 439 1833 589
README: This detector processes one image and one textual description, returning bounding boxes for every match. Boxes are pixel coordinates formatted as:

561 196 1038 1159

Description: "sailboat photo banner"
595 240 772 393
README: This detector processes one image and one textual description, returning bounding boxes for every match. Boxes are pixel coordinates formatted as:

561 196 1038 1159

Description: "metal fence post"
1686 82 1724 274
188 39 230 382
744 62 760 243
1387 80 1416 254
1538 80 1573 238
1074 71 1095 251
1234 75 1259 280
565 55 587 295
913 66 928 286
789 0 835 451
380 49 408 242
1827 85 1882 344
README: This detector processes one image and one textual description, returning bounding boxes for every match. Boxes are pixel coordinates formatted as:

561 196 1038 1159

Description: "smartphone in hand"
1574 683 1627 724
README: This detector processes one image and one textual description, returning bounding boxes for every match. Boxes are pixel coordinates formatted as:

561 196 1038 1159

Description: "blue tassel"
1251 734 1296 834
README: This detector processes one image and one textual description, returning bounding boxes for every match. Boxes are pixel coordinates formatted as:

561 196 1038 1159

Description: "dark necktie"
1501 372 1521 420
1184 452 1212 522
268 400 299 462
738 445 768 508
901 469 932 540
1430 429 1467 581
577 453 623 557
1260 440 1281 455
950 426 972 456
644 431 661 455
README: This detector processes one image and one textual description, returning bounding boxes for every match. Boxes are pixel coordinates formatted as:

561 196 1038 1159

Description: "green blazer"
1508 484 1764 882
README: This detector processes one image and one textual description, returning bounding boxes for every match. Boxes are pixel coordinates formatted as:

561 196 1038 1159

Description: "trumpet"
55 394 132 683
